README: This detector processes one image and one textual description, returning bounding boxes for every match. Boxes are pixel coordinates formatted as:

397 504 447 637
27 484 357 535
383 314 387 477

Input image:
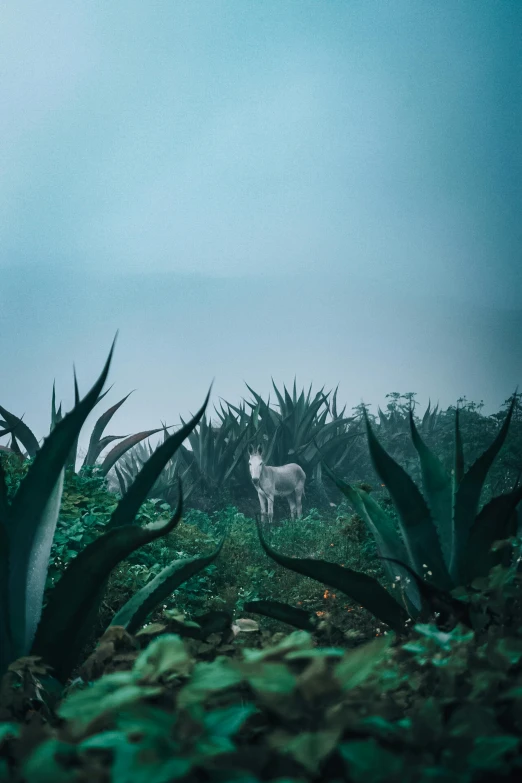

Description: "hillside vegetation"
0 342 521 781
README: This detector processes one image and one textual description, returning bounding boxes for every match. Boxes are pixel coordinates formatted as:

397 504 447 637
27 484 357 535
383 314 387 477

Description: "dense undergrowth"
1 364 522 781
1 444 522 781
2 454 385 658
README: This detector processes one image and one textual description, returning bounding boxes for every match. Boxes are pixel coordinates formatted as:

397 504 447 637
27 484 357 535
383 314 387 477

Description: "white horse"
248 443 306 524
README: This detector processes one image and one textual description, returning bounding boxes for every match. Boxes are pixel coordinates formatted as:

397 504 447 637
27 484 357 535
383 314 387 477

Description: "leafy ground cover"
2 453 386 662
1 380 521 781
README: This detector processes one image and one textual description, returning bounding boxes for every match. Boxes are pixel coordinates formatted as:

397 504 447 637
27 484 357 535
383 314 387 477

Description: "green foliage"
0 337 217 682
256 395 521 635
7 598 522 782
0 373 162 477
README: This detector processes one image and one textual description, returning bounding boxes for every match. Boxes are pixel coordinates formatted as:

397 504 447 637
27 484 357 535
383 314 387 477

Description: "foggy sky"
1 2 521 462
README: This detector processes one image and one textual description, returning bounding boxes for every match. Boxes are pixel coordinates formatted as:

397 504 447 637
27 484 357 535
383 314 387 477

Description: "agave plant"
106 422 197 506
241 380 357 499
176 410 250 495
0 370 166 477
252 394 522 633
377 396 441 440
0 335 224 682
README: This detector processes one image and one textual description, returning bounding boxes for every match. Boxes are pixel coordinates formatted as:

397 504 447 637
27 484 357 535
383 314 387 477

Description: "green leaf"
177 658 243 708
132 634 193 682
409 410 453 569
363 409 451 589
0 404 40 458
452 396 516 581
243 600 318 631
106 387 211 530
469 736 519 770
203 705 257 739
22 739 76 783
58 673 161 732
381 557 472 628
339 738 404 783
82 390 135 468
463 485 522 583
20 468 65 654
322 463 422 613
454 407 465 486
280 729 342 774
4 336 117 672
99 427 166 476
110 537 225 633
31 484 183 682
335 634 394 691
256 523 409 632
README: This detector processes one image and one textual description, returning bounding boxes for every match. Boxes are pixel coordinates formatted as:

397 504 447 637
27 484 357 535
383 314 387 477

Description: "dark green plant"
0 335 222 682
177 411 250 494
0 371 165 477
255 395 522 632
107 422 197 506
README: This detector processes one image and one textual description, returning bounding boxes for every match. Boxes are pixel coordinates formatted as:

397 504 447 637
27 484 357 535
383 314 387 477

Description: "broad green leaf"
177 658 243 708
335 634 393 691
132 634 193 682
279 729 342 774
22 739 76 783
382 558 472 628
339 738 404 783
203 704 257 739
469 736 520 771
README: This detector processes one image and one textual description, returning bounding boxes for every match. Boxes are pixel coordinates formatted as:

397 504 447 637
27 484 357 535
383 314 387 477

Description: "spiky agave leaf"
362 408 452 590
408 410 453 570
0 405 40 457
3 334 118 671
244 600 319 632
98 427 166 476
256 522 408 633
64 367 82 471
110 536 225 634
105 388 211 531
32 480 185 681
381 557 472 628
322 462 422 615
81 390 136 468
461 484 522 583
451 396 516 582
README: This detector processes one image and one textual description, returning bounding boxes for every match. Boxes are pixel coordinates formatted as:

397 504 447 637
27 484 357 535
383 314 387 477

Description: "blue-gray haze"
1 1 520 465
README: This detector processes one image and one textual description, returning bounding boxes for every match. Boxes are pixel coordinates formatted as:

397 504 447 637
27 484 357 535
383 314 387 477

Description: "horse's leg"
257 490 267 523
295 484 304 518
267 494 275 524
287 493 297 520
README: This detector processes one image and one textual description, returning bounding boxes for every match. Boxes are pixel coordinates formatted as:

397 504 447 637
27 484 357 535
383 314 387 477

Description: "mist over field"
1 0 520 460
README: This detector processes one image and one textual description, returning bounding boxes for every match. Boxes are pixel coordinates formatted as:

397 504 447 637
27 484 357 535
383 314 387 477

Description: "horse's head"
248 443 264 485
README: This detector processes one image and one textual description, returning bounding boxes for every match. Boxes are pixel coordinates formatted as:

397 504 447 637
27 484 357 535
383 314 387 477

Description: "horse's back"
271 462 306 493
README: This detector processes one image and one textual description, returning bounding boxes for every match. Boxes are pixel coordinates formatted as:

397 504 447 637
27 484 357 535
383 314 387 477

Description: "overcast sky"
1 1 521 463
